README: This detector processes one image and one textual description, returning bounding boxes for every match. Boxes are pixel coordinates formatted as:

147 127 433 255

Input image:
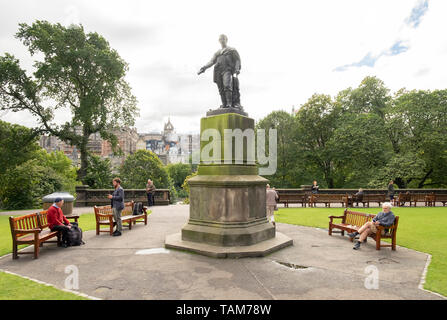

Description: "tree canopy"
0 20 138 182
258 76 447 189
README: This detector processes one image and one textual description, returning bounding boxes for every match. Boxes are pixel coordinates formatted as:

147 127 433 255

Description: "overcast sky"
1 0 446 134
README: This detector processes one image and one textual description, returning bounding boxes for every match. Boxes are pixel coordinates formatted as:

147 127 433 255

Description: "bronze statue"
198 34 242 109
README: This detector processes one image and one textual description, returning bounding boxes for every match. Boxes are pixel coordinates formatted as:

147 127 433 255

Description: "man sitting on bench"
348 202 395 250
47 197 72 248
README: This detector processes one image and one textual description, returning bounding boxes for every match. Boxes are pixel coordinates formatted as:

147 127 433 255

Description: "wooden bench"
94 201 148 235
360 194 386 207
328 209 399 250
435 194 447 206
395 193 411 207
409 193 433 207
309 194 348 207
278 193 308 207
424 193 436 207
9 211 62 259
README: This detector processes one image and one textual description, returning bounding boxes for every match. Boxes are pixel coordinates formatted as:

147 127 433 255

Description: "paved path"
0 204 444 300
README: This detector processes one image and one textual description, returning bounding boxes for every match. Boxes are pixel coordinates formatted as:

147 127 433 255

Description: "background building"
39 120 199 167
137 119 199 165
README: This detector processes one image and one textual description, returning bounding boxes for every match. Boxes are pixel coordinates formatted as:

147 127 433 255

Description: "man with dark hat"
47 197 72 247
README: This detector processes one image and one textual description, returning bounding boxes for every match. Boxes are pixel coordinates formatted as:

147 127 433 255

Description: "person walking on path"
146 179 156 207
47 197 71 247
266 184 279 227
108 177 124 236
348 202 395 250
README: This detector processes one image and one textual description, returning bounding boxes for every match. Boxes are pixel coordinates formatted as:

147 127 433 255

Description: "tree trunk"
418 168 433 188
394 178 406 189
77 133 90 183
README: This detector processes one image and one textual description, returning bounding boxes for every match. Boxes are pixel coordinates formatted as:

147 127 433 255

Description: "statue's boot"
225 91 233 108
219 92 226 108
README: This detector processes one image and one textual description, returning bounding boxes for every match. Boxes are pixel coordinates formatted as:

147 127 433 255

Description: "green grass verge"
276 206 447 297
0 271 87 300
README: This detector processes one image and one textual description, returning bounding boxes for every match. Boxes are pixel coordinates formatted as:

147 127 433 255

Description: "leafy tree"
181 171 198 204
328 113 392 187
0 159 63 209
389 89 447 187
367 153 426 189
34 149 79 193
84 154 113 189
256 110 304 187
0 20 138 182
120 150 171 189
256 77 447 189
339 76 391 119
295 94 342 188
0 120 40 174
167 162 194 190
0 121 78 209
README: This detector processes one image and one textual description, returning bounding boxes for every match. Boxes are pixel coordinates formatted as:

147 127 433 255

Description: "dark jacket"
387 184 395 196
146 182 156 194
354 191 364 201
111 186 125 210
372 211 395 228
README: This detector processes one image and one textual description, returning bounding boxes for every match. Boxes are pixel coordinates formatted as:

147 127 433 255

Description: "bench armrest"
13 228 41 234
95 213 114 222
377 224 397 230
328 215 344 223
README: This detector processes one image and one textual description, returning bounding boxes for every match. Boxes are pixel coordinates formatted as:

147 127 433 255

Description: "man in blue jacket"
107 177 125 236
348 202 395 250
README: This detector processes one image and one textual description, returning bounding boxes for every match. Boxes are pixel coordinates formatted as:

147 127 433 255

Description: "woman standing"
266 185 279 227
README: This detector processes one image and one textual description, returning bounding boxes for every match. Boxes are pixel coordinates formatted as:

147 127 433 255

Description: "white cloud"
1 0 447 134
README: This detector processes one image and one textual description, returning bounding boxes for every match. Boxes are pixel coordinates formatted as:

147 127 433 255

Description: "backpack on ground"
66 222 85 246
133 202 144 215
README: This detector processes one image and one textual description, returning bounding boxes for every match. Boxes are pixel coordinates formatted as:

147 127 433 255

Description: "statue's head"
219 34 228 47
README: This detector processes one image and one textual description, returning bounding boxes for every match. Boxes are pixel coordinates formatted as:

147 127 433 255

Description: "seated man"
353 188 364 206
47 197 72 247
348 202 395 250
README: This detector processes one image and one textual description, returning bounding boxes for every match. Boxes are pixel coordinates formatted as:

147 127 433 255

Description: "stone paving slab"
0 204 444 300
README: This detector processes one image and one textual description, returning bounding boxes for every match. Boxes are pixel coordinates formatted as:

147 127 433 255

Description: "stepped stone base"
181 219 275 246
165 231 293 258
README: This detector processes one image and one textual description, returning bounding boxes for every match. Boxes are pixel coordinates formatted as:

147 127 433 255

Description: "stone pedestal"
165 111 293 257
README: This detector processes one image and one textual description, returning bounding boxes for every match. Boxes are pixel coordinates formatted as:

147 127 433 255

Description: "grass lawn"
276 206 447 297
0 271 87 300
0 212 96 300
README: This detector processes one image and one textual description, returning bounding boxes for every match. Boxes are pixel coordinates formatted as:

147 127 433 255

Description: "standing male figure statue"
198 34 242 109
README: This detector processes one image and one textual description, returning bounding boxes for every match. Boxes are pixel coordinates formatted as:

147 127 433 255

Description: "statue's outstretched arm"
198 53 217 75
